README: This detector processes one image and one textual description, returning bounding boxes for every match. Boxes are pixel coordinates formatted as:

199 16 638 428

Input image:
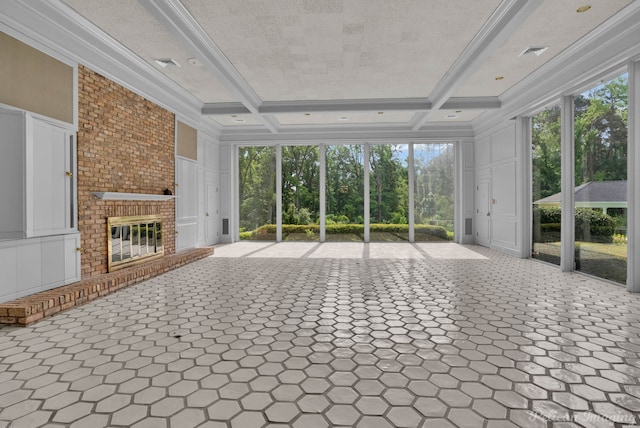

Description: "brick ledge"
0 247 214 326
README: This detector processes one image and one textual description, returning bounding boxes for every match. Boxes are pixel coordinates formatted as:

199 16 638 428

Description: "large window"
237 142 458 243
238 146 276 240
282 146 320 241
326 145 365 241
574 74 628 283
414 143 454 241
369 144 409 241
532 105 562 265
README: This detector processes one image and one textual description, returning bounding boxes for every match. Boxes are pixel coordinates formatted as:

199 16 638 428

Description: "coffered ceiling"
41 0 636 133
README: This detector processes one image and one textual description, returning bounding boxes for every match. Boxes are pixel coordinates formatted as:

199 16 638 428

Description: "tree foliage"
239 143 455 233
532 74 628 201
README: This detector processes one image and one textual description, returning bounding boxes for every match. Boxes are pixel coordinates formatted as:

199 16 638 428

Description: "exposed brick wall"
77 65 176 277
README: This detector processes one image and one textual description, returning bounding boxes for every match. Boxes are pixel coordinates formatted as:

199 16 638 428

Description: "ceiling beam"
202 103 250 115
441 97 501 110
138 0 278 133
259 98 432 114
411 0 542 131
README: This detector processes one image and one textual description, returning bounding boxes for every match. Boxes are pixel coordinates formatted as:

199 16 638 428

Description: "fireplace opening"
108 215 163 271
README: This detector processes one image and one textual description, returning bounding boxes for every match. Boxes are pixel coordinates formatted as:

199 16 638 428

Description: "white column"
517 116 532 258
408 143 415 242
276 145 282 242
628 60 640 292
319 144 326 242
364 144 370 242
560 95 575 272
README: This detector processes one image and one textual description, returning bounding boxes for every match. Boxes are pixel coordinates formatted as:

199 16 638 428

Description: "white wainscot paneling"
220 146 230 173
0 242 18 302
177 223 198 251
64 234 81 282
464 171 474 215
41 236 65 288
176 158 198 220
16 239 43 298
220 173 230 218
491 219 518 247
463 142 474 169
491 126 516 163
205 142 219 172
492 162 517 217
475 136 491 167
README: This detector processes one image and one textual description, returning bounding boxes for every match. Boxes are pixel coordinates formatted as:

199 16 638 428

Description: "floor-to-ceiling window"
237 142 459 243
281 146 320 241
414 143 455 241
369 144 409 241
238 146 276 240
326 145 365 241
531 105 562 265
573 73 628 284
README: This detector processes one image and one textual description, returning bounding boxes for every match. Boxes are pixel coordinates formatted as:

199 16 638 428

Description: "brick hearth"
0 247 213 326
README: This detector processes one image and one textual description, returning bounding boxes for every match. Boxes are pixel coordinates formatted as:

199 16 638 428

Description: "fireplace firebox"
108 215 163 271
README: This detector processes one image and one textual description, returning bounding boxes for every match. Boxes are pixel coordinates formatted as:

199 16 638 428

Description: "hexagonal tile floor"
1 242 640 428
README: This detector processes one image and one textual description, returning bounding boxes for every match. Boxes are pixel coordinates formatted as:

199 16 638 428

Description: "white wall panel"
491 126 516 163
16 239 42 298
492 162 517 216
0 242 17 302
475 136 491 167
491 219 518 247
41 236 65 288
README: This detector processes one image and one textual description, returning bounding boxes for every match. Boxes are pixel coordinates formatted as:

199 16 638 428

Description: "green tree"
369 145 407 223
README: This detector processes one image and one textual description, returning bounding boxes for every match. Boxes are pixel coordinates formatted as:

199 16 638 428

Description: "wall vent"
465 218 473 235
519 46 548 57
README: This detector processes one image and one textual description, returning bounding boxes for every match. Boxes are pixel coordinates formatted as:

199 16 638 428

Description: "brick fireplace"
77 65 176 278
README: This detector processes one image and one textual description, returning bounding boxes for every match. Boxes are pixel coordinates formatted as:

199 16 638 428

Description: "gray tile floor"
1 242 640 428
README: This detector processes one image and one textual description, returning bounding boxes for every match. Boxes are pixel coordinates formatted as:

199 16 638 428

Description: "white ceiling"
57 0 632 131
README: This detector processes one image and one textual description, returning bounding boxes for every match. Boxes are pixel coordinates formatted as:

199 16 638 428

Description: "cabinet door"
29 120 74 236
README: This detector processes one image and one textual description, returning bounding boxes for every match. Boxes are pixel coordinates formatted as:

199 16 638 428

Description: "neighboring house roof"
534 180 627 204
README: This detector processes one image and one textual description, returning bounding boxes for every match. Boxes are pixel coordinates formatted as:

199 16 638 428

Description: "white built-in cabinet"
0 107 77 239
175 157 199 251
0 106 80 303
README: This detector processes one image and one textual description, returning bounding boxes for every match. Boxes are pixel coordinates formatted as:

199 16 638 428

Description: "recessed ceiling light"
154 58 181 68
495 76 504 81
377 112 384 115
455 110 462 113
187 57 200 66
339 116 350 121
445 114 458 119
576 5 591 13
230 114 237 118
233 118 245 123
304 113 311 116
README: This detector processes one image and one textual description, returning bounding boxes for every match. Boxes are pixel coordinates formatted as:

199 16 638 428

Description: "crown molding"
474 1 640 135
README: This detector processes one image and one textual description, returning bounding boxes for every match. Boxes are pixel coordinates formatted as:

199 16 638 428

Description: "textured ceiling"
62 0 238 103
182 0 501 101
57 0 633 130
454 0 632 98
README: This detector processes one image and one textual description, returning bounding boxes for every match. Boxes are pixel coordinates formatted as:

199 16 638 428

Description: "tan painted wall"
176 120 198 160
0 32 74 124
